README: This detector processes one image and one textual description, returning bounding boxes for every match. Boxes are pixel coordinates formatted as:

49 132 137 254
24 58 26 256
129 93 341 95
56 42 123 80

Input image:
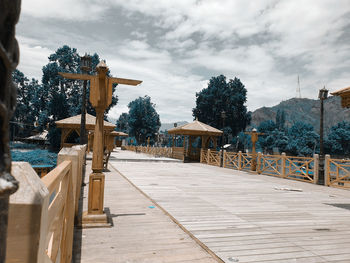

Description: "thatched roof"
168 120 223 136
331 86 350 95
55 113 116 130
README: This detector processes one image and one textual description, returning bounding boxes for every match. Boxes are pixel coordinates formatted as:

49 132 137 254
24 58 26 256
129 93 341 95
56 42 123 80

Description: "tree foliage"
127 96 161 144
11 70 41 137
193 75 251 137
11 45 119 151
116 113 129 133
257 120 318 156
325 121 350 155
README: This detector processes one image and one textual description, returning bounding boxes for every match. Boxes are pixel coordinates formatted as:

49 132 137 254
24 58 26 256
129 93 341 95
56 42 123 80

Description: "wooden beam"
109 77 142 86
58 72 92 81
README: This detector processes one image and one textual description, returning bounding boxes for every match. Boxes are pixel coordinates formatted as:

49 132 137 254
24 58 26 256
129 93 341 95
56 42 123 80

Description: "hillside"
250 96 350 133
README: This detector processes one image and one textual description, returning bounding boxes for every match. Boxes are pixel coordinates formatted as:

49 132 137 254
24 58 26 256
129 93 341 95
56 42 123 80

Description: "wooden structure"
104 131 128 169
245 128 264 171
168 120 222 162
56 113 116 149
7 145 86 263
59 61 142 227
331 86 350 107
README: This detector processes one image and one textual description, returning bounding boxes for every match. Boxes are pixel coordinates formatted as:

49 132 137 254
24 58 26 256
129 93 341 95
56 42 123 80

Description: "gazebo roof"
168 120 223 136
110 131 128 137
55 113 116 130
331 86 350 95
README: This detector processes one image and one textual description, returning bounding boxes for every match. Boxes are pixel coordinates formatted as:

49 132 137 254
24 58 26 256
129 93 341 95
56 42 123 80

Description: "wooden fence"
124 145 183 160
124 146 349 189
202 150 320 184
7 145 86 263
325 155 350 189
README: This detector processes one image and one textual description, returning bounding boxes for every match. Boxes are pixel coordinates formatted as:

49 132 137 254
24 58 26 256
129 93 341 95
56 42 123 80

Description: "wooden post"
238 151 242 170
7 163 49 263
257 152 262 174
207 149 210 165
57 147 79 219
223 150 227 168
281 153 286 177
59 61 142 228
188 136 193 160
200 149 203 163
313 154 319 184
325 154 330 186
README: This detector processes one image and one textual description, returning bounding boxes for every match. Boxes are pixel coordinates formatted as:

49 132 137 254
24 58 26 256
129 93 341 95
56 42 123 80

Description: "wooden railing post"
281 153 286 177
58 147 79 219
223 150 227 168
313 154 319 184
238 151 242 170
207 149 210 165
257 152 262 174
7 163 50 263
325 154 330 186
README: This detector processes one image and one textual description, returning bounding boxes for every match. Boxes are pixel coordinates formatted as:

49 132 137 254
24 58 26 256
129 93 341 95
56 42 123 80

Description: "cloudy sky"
17 0 350 123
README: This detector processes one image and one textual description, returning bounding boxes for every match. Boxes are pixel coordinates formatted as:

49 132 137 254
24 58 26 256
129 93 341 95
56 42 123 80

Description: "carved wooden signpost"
59 61 142 227
245 129 264 171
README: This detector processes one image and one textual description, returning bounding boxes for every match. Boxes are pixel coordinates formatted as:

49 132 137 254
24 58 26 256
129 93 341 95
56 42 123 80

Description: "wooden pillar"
213 137 217 149
238 151 242 170
281 152 286 177
325 154 330 186
313 154 319 184
188 136 193 159
257 152 262 174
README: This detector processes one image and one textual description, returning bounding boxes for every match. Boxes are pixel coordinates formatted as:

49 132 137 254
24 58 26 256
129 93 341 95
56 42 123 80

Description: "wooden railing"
124 145 183 160
326 155 350 189
7 145 86 263
201 149 319 184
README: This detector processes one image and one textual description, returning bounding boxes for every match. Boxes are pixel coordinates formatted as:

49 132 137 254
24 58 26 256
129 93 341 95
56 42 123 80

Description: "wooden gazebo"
55 113 116 149
168 120 223 162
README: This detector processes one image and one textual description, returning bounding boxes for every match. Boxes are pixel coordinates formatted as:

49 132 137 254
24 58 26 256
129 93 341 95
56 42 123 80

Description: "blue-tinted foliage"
11 149 57 166
128 96 161 145
257 120 318 156
192 75 251 137
325 121 350 155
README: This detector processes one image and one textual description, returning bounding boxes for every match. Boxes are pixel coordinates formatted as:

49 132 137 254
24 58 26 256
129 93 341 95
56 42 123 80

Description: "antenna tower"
296 75 301 98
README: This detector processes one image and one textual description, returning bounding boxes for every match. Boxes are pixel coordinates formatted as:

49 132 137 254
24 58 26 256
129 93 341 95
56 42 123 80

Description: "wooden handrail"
7 145 86 263
42 160 72 194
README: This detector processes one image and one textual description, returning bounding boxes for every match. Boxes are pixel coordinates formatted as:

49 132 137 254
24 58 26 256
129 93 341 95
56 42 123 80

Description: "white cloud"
17 0 350 124
21 0 107 20
16 36 53 80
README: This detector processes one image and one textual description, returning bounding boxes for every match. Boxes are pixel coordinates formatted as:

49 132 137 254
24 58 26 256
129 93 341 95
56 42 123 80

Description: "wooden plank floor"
111 150 350 263
73 158 218 263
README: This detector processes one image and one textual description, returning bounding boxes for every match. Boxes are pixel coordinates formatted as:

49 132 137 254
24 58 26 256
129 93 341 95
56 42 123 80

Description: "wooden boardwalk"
73 156 218 263
111 150 350 263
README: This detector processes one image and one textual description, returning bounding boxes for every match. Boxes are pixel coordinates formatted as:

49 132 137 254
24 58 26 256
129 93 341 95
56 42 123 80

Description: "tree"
287 121 318 156
325 121 350 156
193 75 251 137
276 109 286 131
257 120 277 153
41 45 119 150
128 96 161 144
116 113 129 133
11 70 41 138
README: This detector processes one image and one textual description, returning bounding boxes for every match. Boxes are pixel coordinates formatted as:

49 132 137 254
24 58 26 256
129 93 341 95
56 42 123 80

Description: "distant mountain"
250 96 350 133
160 121 188 132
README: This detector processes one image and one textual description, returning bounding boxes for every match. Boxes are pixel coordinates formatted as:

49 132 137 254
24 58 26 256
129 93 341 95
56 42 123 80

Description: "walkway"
110 150 350 263
73 150 218 263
